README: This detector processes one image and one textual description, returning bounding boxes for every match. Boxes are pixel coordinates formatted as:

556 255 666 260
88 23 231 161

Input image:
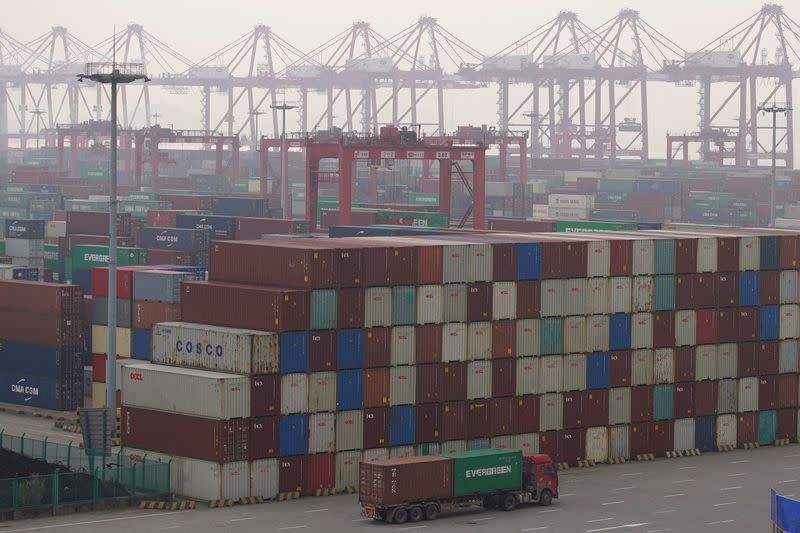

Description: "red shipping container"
66 211 132 237
147 210 182 228
675 238 698 274
540 243 563 279
674 275 692 310
416 403 441 443
440 401 466 441
651 420 674 457
780 234 800 270
337 288 364 329
416 324 442 364
653 312 675 348
759 375 778 410
778 374 799 409
585 389 609 427
675 347 695 382
249 416 278 460
717 308 738 342
491 320 516 358
92 266 150 299
364 328 390 368
492 243 517 282
491 358 516 397
251 374 280 417
737 308 759 342
777 408 798 442
279 456 305 495
760 271 780 305
538 431 563 463
234 218 310 240
466 400 491 439
180 281 309 332
674 382 694 418
715 273 738 308
516 280 541 318
609 351 631 387
146 249 194 266
441 362 467 401
630 422 652 458
717 238 739 272
132 301 180 330
737 412 757 447
416 364 441 404
92 354 123 383
0 308 82 348
631 385 654 422
467 282 492 322
364 368 390 408
738 343 758 377
363 408 389 448
696 309 717 344
562 241 588 279
562 428 586 465
514 395 539 434
609 240 632 277
694 380 718 417
415 245 442 285
676 274 715 310
563 391 586 429
309 331 336 372
490 397 515 436
757 341 779 376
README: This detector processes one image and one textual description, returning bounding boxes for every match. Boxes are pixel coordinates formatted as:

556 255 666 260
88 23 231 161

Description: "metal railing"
0 430 170 513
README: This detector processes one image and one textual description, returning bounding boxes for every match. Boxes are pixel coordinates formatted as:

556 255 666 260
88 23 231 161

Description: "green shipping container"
72 245 147 271
654 239 676 274
0 184 28 192
0 193 31 208
0 241 4 256
555 220 637 233
409 192 439 206
653 275 676 311
417 443 441 456
310 289 337 330
125 192 157 201
392 286 417 326
376 210 449 228
540 317 563 355
653 384 674 421
598 179 634 193
448 449 522 497
758 410 777 446
0 207 28 218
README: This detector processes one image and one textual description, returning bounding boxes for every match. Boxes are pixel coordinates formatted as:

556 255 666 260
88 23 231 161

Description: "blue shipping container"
0 341 80 380
175 214 236 240
212 197 268 218
609 313 632 351
336 370 364 411
760 306 779 340
695 415 716 452
0 372 79 411
279 414 309 457
595 192 627 204
12 267 39 280
132 329 151 361
389 405 416 446
280 332 310 373
590 209 639 222
516 243 541 280
336 329 365 369
633 179 680 194
760 236 779 270
738 271 759 306
139 227 208 252
4 219 45 239
71 269 92 294
587 352 610 390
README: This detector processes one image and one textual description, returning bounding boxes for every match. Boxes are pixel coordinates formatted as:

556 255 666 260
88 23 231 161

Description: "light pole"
759 104 791 227
78 62 149 416
31 109 45 150
250 109 263 151
271 103 297 219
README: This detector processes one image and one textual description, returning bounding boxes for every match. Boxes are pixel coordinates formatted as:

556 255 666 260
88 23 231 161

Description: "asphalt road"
0 411 796 532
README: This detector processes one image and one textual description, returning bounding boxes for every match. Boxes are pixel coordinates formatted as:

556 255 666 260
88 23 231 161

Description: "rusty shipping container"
363 408 389 449
359 456 453 506
132 301 180 330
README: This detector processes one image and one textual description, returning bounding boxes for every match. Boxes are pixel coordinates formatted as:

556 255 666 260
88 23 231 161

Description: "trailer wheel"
424 503 439 521
408 506 423 522
539 490 553 506
501 493 517 511
393 507 409 524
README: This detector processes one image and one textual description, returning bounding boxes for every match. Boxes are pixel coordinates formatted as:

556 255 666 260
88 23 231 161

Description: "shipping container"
364 328 390 368
539 393 563 431
336 450 362 493
467 322 492 361
337 370 364 411
337 329 365 369
390 366 416 406
443 284 467 323
738 376 759 412
364 287 392 328
358 456 452 506
716 413 737 448
389 405 416 446
541 318 564 355
609 351 631 388
390 326 415 366
608 424 630 460
780 340 799 373
563 316 586 354
363 408 389 449
442 323 467 362
587 278 609 315
281 373 309 415
516 319 541 358
737 412 757 447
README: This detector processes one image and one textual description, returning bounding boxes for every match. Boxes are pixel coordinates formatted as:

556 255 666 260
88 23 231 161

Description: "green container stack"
654 240 676 274
447 449 522 497
653 384 674 421
555 220 637 233
541 318 563 355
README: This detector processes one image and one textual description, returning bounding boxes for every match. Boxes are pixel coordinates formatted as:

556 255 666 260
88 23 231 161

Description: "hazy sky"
7 0 798 160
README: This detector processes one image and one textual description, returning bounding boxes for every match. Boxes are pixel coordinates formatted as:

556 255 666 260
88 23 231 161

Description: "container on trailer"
358 456 453 506
448 449 521 497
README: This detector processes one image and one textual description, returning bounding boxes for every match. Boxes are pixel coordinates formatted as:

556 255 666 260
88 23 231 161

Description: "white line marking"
653 510 676 514
560 493 576 497
586 524 649 532
395 527 427 532
601 501 625 506
614 486 635 491
303 509 329 513
713 502 736 507
705 520 735 526
231 517 256 522
647 530 673 533
588 518 615 523
2 512 186 532
537 509 562 514
785 454 800 458
622 472 643 477
352 518 372 522
729 460 749 464
671 479 695 484
679 466 697 470
521 528 551 532
779 479 799 484
727 473 745 477
157 528 182 532
720 486 743 491
471 517 496 522
277 527 309 531
785 466 800 470
663 493 684 498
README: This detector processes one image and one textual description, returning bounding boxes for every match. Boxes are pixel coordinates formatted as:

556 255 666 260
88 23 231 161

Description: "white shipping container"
120 362 250 419
467 360 492 399
779 340 799 373
609 277 632 314
92 325 132 358
738 377 758 412
586 315 610 352
585 426 608 463
390 366 416 405
467 322 492 360
696 237 718 272
362 448 389 462
390 446 415 458
467 244 493 282
675 310 697 346
516 319 541 357
586 240 611 278
717 343 738 379
563 354 587 391
609 387 631 425
513 433 539 454
46 220 67 239
442 323 467 362
516 357 540 395
632 239 655 275
390 326 416 366
608 425 630 460
335 411 363 452
151 322 278 374
673 418 695 452
492 282 517 320
490 435 514 450
548 194 594 209
586 278 610 315
631 313 654 349
416 285 443 324
441 440 467 455
442 245 469 283
781 271 800 304
780 304 800 339
563 316 586 354
549 206 590 220
739 236 759 271
308 372 336 413
309 413 335 453
632 276 654 312
443 283 467 322
540 279 564 317
281 374 308 415
335 451 362 493
695 345 717 381
631 349 654 386
364 288 392 327
563 278 587 316
539 393 563 431
716 414 737 448
654 348 675 384
531 204 550 219
251 458 279 500
539 356 563 394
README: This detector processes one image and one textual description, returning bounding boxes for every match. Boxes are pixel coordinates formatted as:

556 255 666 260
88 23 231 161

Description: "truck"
359 449 559 524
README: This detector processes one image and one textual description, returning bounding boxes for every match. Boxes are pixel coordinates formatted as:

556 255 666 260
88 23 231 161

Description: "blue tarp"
772 489 800 532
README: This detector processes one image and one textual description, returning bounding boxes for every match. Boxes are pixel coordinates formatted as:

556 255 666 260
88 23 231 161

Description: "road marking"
705 520 734 526
585 524 649 532
671 479 695 484
560 493 576 497
303 509 329 513
352 519 371 522
663 493 684 498
521 528 551 532
2 512 186 532
678 466 697 470
277 528 309 531
537 509 562 514
729 460 749 464
622 472 643 477
231 517 256 522
157 528 182 532
395 527 427 532
470 517 496 523
713 502 736 507
588 518 615 523
786 454 800 458
727 473 745 477
779 479 799 484
653 510 676 514
601 501 625 506
647 530 673 533
614 486 636 491
785 466 800 470
720 486 743 491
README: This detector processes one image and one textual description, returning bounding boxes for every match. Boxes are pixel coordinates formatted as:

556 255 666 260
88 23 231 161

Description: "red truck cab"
522 453 559 505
